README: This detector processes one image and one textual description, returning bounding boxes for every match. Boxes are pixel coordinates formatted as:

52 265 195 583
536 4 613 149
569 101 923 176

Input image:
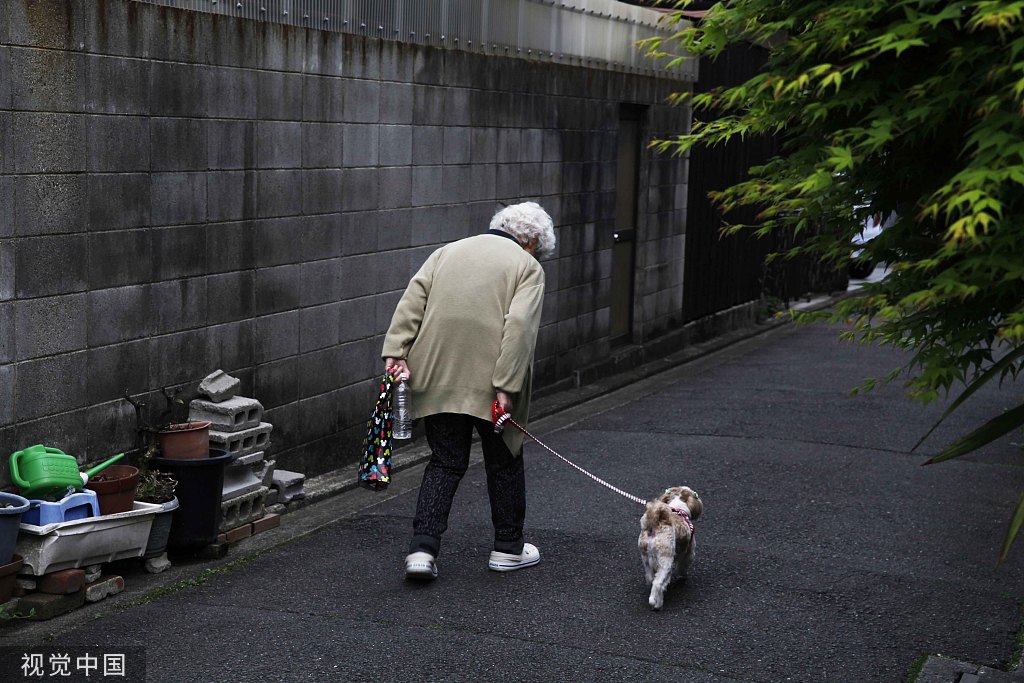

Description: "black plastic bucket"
153 450 232 553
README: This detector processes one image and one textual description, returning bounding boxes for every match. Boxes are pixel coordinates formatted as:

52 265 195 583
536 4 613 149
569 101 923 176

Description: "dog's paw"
648 593 664 610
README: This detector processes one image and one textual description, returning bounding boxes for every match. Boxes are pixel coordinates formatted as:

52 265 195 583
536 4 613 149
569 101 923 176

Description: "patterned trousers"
409 413 526 557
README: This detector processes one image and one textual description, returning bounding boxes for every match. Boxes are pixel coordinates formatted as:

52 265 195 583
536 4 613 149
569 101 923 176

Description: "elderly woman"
382 201 556 581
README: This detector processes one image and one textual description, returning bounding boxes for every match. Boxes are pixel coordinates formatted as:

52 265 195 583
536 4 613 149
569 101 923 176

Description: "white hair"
489 202 556 259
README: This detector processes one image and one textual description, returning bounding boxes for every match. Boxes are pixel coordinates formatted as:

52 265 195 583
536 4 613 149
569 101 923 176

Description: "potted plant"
134 447 179 559
154 387 211 459
84 464 140 516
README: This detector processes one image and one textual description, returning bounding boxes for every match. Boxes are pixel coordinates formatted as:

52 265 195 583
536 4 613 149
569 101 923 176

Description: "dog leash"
492 401 648 508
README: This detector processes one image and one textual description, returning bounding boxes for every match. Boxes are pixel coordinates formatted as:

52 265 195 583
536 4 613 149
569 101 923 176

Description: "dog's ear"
686 490 703 520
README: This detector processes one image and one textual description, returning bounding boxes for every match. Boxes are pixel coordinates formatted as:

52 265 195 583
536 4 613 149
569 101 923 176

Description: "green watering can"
9 445 126 500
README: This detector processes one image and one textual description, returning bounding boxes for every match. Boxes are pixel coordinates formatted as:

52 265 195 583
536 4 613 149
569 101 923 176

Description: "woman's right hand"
385 358 410 381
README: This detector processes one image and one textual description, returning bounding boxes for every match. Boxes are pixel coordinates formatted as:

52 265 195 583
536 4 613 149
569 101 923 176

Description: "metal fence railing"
133 0 695 79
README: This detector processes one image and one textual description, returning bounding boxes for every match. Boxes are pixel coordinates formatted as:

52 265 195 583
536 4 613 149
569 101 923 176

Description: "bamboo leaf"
924 402 1024 465
912 346 1024 451
996 491 1024 568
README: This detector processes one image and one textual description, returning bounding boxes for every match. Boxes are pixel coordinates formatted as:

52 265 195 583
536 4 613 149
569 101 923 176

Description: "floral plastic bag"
357 370 399 490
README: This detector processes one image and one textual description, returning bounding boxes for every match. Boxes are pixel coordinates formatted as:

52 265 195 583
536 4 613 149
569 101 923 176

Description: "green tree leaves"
652 0 1024 563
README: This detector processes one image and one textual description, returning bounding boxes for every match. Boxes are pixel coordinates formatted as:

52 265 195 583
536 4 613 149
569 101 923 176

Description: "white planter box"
16 502 162 576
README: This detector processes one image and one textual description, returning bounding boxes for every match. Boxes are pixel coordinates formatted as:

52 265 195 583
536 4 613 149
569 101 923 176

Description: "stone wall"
0 0 691 482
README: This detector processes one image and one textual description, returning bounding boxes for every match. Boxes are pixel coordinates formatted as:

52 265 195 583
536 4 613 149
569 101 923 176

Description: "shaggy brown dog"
638 486 703 610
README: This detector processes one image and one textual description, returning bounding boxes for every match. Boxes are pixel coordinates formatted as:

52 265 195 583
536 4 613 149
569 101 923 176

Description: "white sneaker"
488 543 540 572
405 551 438 580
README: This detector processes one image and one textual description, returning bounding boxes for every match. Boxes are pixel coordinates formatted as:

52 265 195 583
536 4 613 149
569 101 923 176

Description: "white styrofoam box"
16 502 161 576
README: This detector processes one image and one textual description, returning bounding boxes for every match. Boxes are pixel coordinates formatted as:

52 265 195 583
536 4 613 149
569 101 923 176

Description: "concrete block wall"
0 0 691 482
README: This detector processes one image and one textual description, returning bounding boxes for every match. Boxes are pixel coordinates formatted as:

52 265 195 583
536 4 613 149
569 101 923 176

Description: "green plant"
132 445 177 504
646 0 1024 562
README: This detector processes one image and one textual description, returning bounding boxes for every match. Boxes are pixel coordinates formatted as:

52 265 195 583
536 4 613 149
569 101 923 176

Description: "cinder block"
261 458 276 488
209 422 273 458
88 229 153 290
342 124 379 168
221 454 266 501
149 62 210 117
412 85 446 125
302 122 344 168
220 485 269 531
257 71 304 121
263 488 279 507
87 173 150 231
12 112 86 174
411 166 444 207
88 115 149 173
207 119 256 170
208 66 257 119
151 118 206 172
86 285 155 347
341 168 379 212
380 82 414 124
271 469 306 504
11 48 86 112
190 395 263 432
206 270 255 325
256 169 303 219
85 54 151 116
378 125 412 167
252 513 281 535
13 174 88 236
443 127 472 165
411 125 444 165
84 575 124 603
151 172 207 226
342 79 380 123
14 590 85 621
258 121 302 169
198 369 241 402
15 293 88 360
15 235 88 298
83 564 102 583
14 352 88 422
302 169 344 215
207 220 256 273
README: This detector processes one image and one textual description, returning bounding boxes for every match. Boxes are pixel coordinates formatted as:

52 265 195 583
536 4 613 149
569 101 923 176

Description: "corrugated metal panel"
131 0 694 78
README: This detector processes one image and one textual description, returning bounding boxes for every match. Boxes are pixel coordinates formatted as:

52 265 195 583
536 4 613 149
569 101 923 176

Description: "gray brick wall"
0 0 691 483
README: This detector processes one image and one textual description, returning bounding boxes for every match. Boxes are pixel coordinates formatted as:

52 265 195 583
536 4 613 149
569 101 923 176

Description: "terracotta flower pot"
85 465 140 516
157 421 212 460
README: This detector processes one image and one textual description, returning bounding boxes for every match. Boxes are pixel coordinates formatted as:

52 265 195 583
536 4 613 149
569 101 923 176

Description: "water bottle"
393 375 412 440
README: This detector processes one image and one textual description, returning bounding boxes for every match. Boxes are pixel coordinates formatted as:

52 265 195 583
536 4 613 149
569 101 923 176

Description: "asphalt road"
3 322 1023 683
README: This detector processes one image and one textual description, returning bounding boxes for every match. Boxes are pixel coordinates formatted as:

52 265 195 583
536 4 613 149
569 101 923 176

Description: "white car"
849 210 896 279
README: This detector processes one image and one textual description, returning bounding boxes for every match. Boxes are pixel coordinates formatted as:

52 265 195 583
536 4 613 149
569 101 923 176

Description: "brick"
252 513 281 535
224 524 252 544
37 569 87 595
14 590 85 620
84 575 124 603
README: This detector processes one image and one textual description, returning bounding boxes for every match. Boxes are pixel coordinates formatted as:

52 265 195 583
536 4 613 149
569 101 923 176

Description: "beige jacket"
381 232 545 453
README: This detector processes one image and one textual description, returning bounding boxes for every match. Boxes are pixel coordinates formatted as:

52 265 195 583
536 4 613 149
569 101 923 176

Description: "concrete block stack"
190 371 274 535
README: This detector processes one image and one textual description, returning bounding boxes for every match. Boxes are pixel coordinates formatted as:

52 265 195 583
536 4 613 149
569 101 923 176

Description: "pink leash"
492 401 648 507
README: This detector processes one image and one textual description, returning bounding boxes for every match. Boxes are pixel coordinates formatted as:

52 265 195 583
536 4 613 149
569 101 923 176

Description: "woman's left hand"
385 358 410 381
